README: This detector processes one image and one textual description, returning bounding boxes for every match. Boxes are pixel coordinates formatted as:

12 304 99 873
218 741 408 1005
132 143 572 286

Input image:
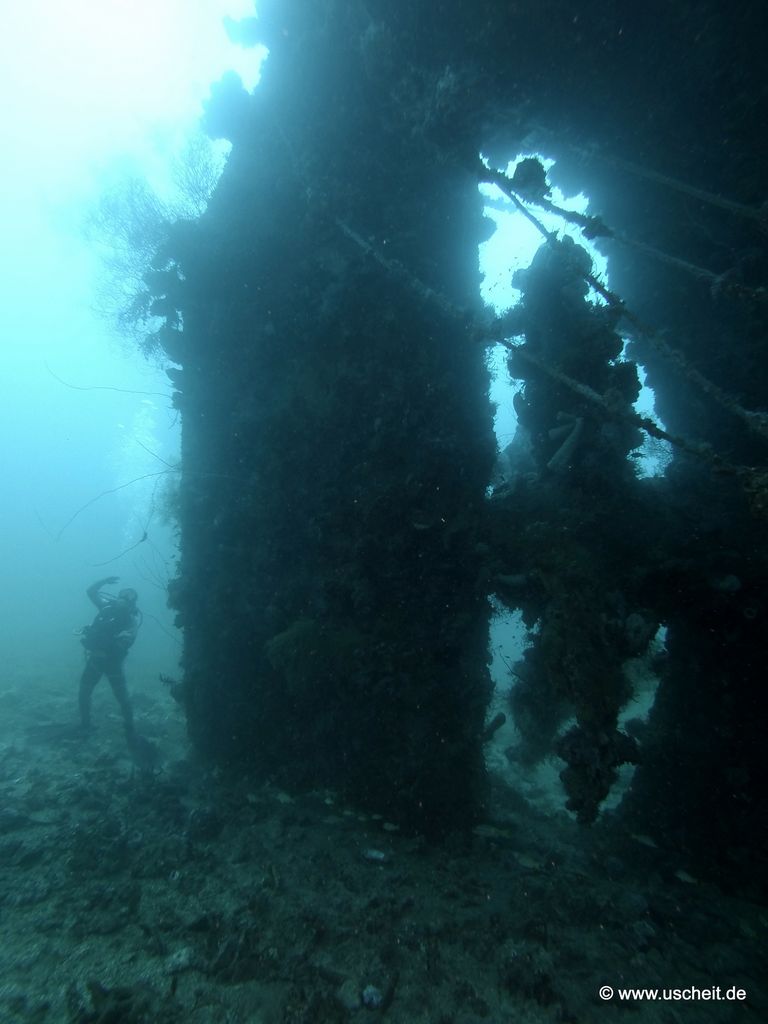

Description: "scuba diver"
77 576 148 759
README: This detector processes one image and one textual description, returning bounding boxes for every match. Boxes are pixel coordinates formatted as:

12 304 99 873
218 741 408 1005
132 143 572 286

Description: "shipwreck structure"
144 0 767 885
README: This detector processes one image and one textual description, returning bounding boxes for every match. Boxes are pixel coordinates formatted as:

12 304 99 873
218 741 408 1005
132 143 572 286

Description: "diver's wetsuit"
79 579 140 743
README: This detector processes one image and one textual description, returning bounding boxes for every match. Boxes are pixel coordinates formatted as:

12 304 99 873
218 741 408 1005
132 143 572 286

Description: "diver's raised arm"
86 576 119 608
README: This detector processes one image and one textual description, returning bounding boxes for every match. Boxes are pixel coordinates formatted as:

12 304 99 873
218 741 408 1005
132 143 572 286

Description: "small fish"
130 735 160 772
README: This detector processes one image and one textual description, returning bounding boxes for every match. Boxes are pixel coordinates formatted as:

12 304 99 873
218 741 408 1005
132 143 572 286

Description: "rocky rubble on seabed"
0 679 765 1024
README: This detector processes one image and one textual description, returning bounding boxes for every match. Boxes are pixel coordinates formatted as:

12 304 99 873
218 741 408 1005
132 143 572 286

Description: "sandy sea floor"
0 675 765 1023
